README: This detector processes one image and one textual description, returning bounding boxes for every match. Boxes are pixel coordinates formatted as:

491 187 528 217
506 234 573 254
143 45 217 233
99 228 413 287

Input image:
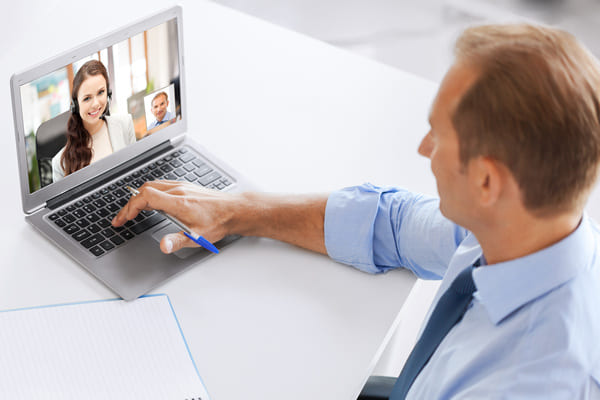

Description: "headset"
70 88 112 118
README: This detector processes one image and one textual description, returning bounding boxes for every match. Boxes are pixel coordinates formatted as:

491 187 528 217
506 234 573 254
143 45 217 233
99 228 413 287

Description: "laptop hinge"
46 141 173 210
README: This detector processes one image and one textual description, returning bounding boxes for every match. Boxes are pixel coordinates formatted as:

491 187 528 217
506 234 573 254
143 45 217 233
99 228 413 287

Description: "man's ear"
469 156 502 207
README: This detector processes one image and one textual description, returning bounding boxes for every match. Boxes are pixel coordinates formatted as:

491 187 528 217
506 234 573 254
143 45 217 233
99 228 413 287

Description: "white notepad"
0 294 209 400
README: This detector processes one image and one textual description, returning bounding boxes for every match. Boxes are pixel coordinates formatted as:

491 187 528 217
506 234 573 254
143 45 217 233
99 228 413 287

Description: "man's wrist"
225 192 265 237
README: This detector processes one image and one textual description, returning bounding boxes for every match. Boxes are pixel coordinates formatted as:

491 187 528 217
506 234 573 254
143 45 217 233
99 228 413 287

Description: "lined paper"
0 295 209 400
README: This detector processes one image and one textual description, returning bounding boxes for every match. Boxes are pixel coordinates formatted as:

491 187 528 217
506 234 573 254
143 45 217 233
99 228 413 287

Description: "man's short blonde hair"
452 24 600 215
152 91 168 106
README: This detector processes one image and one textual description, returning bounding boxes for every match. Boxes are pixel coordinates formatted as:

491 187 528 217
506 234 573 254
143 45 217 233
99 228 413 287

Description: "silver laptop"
10 6 254 300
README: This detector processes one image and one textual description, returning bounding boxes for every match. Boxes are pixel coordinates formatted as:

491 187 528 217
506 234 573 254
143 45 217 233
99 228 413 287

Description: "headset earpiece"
70 99 78 115
102 89 112 118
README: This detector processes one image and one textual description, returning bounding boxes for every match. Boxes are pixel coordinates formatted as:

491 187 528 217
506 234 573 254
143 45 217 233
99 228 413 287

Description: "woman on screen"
52 60 136 182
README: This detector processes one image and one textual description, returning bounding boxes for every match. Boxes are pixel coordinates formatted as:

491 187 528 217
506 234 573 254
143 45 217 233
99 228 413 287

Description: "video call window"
20 18 181 193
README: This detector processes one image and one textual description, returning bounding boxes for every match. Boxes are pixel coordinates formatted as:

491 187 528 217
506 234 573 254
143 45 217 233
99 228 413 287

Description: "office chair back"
35 111 70 187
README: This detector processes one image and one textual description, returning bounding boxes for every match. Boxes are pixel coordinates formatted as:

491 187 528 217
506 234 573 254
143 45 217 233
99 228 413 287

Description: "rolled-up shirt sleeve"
324 183 468 279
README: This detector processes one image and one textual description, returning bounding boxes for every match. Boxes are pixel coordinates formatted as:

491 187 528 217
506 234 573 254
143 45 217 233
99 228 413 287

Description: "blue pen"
125 186 219 254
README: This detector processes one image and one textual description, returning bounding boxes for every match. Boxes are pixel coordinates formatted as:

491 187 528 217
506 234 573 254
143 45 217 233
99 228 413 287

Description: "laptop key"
86 213 100 223
89 246 104 257
63 214 76 223
72 209 86 219
93 199 107 208
76 219 90 228
88 223 101 233
130 213 166 235
100 240 115 251
96 208 110 218
110 235 125 246
121 230 134 240
185 173 197 182
180 153 195 163
194 165 212 177
48 213 59 221
54 219 67 228
101 228 115 238
97 219 111 229
170 160 183 169
83 204 96 213
63 224 79 235
164 173 177 180
198 171 222 186
73 230 91 242
81 234 104 249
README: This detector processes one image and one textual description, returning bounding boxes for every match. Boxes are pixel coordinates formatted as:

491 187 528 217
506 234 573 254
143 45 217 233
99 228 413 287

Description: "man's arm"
112 180 328 254
325 184 468 278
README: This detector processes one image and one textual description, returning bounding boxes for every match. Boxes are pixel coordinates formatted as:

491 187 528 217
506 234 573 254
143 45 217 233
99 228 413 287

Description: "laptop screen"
18 17 181 194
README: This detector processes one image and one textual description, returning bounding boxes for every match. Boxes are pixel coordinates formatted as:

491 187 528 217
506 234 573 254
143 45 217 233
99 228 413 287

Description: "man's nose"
418 132 433 158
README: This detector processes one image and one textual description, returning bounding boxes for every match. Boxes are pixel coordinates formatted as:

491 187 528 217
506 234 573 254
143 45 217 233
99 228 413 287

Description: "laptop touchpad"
151 224 202 259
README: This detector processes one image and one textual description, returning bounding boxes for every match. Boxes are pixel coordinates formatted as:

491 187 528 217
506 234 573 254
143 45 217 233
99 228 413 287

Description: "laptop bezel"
10 6 187 215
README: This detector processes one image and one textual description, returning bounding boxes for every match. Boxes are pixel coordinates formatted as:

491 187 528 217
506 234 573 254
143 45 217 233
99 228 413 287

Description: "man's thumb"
160 232 194 254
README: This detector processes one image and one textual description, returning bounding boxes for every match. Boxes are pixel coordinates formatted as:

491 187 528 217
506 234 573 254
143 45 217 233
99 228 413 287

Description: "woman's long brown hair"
61 60 110 176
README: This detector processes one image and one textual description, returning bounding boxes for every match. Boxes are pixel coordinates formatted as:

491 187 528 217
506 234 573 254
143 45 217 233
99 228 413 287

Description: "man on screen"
147 91 175 130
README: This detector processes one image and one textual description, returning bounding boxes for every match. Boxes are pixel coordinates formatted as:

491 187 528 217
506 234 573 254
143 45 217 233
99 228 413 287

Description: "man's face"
418 63 480 225
151 94 168 121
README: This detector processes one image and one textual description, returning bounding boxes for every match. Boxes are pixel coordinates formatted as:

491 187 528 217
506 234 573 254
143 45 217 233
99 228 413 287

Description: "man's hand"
112 180 238 254
112 180 329 255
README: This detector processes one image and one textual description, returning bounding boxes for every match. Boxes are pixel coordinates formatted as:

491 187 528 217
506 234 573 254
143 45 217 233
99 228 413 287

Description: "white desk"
5 1 598 399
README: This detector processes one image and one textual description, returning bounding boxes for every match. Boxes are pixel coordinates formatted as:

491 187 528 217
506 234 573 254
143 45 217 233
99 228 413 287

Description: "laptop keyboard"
46 146 233 258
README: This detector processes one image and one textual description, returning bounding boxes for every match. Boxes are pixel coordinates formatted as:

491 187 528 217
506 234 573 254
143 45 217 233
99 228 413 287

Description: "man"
147 91 175 130
113 24 600 398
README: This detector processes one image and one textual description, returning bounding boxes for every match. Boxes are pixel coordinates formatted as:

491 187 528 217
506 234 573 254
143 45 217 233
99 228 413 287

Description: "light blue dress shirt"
148 110 175 130
324 183 600 399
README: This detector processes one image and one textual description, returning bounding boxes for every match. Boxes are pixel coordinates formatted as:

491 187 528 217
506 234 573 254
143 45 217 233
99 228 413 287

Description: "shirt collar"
472 215 596 325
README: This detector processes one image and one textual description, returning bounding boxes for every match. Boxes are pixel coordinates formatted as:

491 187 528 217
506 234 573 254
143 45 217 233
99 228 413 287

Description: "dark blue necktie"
389 264 477 400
